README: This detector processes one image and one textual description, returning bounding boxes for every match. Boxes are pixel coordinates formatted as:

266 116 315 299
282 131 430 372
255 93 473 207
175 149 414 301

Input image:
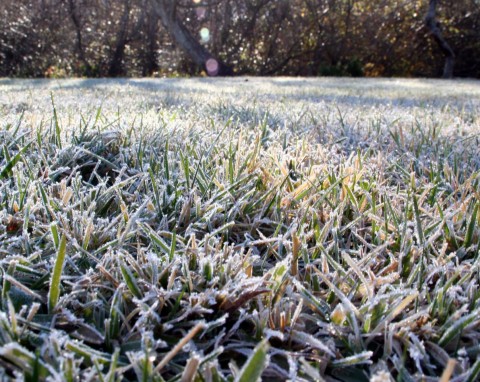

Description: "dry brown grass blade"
154 322 206 373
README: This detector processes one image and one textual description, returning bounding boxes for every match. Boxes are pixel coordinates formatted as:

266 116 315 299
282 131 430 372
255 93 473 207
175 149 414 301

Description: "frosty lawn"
0 78 479 381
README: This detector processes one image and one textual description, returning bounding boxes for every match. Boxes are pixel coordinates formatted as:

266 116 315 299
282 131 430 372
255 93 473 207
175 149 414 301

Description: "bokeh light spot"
196 7 206 20
206 59 219 76
200 28 210 43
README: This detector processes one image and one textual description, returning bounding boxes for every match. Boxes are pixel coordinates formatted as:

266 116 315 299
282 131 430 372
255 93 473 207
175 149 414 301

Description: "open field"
0 77 480 381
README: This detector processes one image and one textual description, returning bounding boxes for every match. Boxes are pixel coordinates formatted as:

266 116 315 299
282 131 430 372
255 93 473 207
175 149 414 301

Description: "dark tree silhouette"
151 0 233 76
108 0 131 77
425 0 455 78
66 0 92 75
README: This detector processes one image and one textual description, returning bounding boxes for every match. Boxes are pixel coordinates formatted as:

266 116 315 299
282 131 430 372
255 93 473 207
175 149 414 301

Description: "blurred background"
0 0 478 78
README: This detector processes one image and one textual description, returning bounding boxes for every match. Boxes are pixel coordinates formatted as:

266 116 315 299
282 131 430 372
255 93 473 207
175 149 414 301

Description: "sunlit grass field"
0 77 480 381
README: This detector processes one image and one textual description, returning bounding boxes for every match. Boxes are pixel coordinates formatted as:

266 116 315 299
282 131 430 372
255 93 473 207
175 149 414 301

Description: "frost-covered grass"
0 77 480 381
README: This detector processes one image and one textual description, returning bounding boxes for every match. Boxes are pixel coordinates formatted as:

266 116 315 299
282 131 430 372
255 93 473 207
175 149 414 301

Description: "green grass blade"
412 193 424 244
234 339 270 382
0 143 30 179
140 223 170 255
119 260 142 299
0 343 50 379
50 222 60 249
331 351 373 368
466 358 480 382
464 201 478 249
169 229 177 262
48 234 67 313
438 309 480 346
51 93 62 149
439 308 480 347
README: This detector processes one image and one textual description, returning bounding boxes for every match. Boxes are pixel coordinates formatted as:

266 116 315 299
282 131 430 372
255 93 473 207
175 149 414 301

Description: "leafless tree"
65 0 93 75
425 0 455 78
150 0 233 76
108 0 131 76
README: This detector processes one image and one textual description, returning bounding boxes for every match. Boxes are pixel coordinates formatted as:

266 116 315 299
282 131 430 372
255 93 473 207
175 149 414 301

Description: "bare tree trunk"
66 0 92 75
151 0 233 76
425 0 455 78
143 0 159 76
108 0 131 77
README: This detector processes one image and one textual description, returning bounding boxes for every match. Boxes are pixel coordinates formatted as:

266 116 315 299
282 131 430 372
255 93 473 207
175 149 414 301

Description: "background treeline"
0 0 479 78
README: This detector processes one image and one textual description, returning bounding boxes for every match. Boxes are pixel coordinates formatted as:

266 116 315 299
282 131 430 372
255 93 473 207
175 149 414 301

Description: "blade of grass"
119 259 142 299
464 201 478 249
48 234 67 313
439 308 480 347
191 118 231 188
331 351 373 368
465 358 480 382
51 92 62 149
0 143 31 179
153 322 206 373
234 339 270 382
0 343 50 379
